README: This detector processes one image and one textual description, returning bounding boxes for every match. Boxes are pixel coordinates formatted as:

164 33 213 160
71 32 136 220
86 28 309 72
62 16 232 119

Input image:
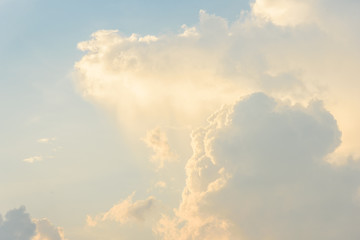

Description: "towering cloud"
156 93 360 240
75 0 360 161
74 0 360 239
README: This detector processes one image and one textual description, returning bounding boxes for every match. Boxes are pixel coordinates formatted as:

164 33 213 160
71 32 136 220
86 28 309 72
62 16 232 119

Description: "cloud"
74 1 360 239
37 138 56 143
155 93 360 240
74 11 245 135
24 138 58 163
142 128 177 168
0 207 67 240
0 206 36 240
87 193 157 227
75 1 360 162
23 156 43 163
32 219 67 240
23 155 55 163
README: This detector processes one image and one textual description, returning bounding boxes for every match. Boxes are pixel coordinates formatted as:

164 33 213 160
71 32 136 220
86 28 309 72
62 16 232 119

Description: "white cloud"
142 128 177 168
155 93 360 240
87 193 157 227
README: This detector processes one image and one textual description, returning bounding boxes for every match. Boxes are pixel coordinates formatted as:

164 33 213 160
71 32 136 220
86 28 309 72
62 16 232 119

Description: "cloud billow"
157 93 360 240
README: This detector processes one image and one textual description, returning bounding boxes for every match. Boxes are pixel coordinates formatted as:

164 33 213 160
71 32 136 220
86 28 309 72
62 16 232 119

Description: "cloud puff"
156 93 360 240
87 193 157 227
142 128 177 168
0 206 36 240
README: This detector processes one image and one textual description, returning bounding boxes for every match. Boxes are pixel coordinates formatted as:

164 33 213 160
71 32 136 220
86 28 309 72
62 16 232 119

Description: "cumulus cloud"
87 193 157 227
0 206 36 240
155 93 360 240
0 207 68 240
142 128 177 168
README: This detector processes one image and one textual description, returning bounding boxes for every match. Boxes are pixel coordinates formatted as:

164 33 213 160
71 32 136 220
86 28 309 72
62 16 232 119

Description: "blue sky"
1 0 360 239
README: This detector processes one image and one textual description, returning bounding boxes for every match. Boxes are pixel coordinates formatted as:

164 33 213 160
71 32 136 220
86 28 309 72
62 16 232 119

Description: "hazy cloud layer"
156 93 360 240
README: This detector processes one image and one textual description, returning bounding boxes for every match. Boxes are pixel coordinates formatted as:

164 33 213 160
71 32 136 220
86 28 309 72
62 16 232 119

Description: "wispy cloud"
23 156 43 163
37 137 56 143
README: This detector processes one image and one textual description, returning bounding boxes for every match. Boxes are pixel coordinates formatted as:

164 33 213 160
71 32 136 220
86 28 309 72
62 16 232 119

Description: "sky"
1 0 360 239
